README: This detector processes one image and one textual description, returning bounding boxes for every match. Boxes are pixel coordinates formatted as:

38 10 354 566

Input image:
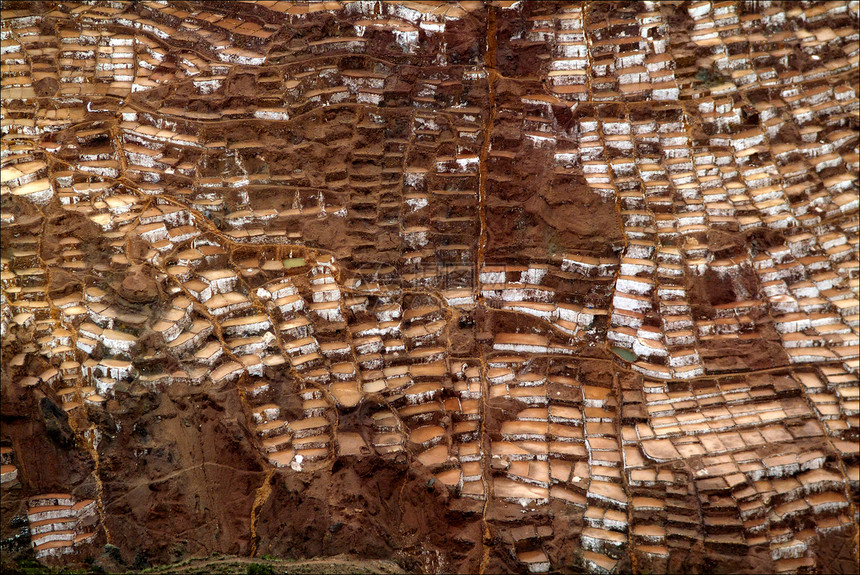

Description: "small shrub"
103 544 123 564
247 563 275 575
132 551 151 571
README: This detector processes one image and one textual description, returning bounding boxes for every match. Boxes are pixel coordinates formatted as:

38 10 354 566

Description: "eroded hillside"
1 2 859 574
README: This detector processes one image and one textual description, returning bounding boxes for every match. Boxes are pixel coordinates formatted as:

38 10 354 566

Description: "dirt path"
142 553 405 574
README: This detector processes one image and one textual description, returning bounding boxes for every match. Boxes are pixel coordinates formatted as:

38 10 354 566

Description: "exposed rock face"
1 1 859 574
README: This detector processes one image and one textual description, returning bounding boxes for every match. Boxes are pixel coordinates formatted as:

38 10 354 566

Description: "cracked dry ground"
1 1 859 574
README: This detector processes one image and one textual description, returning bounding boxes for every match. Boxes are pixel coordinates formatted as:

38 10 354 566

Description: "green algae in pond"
283 258 306 268
611 347 637 362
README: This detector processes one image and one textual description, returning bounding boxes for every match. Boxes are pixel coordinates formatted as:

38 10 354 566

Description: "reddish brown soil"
1 2 858 575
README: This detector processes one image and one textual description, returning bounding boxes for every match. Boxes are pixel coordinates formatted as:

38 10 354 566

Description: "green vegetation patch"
610 346 638 362
283 258 306 268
